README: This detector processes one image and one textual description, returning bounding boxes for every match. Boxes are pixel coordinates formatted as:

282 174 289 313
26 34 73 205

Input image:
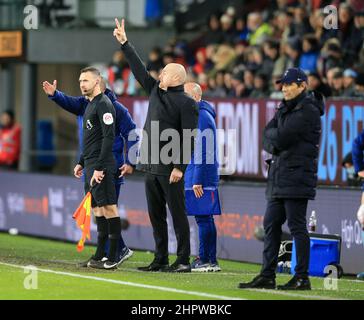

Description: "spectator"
193 47 208 76
352 73 364 97
342 68 358 97
108 51 136 96
355 11 364 42
247 12 273 45
331 70 344 97
0 110 21 170
210 71 227 98
162 51 175 66
299 34 319 73
204 13 224 46
231 40 249 73
317 40 344 79
337 3 363 66
209 44 236 77
285 36 302 68
342 152 361 187
290 5 313 37
224 72 234 97
243 69 255 96
261 39 280 76
307 72 332 97
309 9 333 47
250 72 269 98
230 71 247 98
235 16 249 42
147 47 164 72
220 14 236 45
245 46 264 72
269 75 284 99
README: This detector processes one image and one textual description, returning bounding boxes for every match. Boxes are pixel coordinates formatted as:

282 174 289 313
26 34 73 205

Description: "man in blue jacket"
42 78 138 267
184 82 221 272
351 130 364 280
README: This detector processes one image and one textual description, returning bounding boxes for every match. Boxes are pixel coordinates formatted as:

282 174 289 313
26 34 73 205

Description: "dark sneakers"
138 261 169 272
238 275 276 289
162 261 191 273
277 276 311 290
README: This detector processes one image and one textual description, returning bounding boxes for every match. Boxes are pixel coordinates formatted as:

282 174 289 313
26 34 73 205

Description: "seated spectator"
317 40 344 79
220 14 236 45
231 71 248 98
337 3 363 66
354 10 364 42
146 47 163 72
224 72 235 97
0 110 21 170
331 70 344 97
299 34 319 73
261 39 280 76
243 69 254 96
235 16 249 42
342 152 361 187
209 44 236 77
272 41 290 78
246 46 264 72
271 10 293 41
249 72 269 98
247 12 273 45
193 47 208 76
284 36 302 68
269 75 284 99
231 40 249 73
352 72 364 97
290 5 313 37
107 51 136 96
309 9 335 47
204 13 224 46
307 71 332 97
342 68 358 97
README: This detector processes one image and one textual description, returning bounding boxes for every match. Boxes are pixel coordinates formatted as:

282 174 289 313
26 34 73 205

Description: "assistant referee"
74 67 121 270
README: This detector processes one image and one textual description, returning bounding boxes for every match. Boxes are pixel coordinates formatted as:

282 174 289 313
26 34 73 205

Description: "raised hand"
42 80 57 96
113 18 127 44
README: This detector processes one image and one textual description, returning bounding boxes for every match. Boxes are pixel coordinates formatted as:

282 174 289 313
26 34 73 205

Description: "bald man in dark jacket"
114 19 199 272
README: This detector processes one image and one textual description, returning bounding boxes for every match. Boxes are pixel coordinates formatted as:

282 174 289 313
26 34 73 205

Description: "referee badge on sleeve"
103 113 114 125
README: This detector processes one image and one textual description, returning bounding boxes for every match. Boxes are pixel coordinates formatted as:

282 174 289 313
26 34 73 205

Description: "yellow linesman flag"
72 192 92 252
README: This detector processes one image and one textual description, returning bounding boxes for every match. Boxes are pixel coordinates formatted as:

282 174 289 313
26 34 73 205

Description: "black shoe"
77 257 93 268
238 275 276 289
162 262 191 273
277 276 311 290
138 261 169 272
88 258 118 270
87 257 107 269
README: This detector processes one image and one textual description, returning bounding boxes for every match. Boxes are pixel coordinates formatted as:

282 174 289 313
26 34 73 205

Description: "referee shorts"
84 165 118 208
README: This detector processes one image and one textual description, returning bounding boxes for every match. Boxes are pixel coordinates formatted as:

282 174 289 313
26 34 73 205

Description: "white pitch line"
0 261 357 300
0 261 243 301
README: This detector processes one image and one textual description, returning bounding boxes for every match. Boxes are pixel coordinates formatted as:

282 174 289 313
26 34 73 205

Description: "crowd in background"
106 0 364 100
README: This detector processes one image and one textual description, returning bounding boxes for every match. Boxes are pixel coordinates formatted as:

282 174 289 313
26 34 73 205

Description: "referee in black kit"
74 67 121 270
113 19 199 273
239 68 325 290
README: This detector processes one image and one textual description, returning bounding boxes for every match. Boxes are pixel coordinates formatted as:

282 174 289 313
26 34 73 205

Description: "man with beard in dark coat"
239 68 325 290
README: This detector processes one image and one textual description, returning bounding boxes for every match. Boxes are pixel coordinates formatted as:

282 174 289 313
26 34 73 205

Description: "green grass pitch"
0 232 363 300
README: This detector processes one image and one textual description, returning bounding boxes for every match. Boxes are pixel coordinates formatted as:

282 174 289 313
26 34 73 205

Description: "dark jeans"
145 173 190 265
261 198 310 279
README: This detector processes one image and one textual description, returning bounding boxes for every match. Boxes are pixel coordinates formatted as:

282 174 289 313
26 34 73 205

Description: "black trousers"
145 173 190 265
261 198 310 279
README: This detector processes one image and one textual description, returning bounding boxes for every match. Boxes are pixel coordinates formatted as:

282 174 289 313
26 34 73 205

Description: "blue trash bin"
291 233 342 277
